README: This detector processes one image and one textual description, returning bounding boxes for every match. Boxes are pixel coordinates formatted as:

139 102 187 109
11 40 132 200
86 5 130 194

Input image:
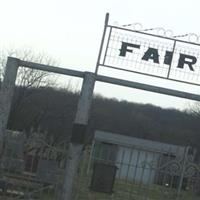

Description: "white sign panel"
99 27 200 85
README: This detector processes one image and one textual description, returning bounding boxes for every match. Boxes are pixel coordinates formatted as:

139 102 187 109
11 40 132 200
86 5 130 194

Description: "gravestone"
90 162 117 194
36 159 63 184
2 130 25 173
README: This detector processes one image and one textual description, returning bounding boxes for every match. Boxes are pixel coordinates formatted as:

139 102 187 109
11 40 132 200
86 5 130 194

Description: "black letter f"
119 42 140 57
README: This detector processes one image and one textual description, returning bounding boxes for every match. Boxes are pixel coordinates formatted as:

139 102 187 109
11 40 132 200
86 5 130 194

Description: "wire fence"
0 129 67 200
74 135 200 200
1 129 200 200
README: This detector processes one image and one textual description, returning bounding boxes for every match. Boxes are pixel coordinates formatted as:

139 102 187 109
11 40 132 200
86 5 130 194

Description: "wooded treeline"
1 51 200 159
6 85 200 155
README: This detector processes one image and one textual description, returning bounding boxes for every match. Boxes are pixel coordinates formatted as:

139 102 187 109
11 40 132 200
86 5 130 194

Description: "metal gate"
74 133 200 200
0 129 67 200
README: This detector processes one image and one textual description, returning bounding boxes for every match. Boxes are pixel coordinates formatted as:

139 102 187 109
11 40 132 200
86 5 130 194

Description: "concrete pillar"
0 57 19 156
61 72 95 200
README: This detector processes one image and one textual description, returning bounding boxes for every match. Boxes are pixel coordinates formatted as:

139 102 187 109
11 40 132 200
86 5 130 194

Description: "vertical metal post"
0 57 19 157
61 72 95 200
95 13 109 74
87 140 95 174
176 146 189 199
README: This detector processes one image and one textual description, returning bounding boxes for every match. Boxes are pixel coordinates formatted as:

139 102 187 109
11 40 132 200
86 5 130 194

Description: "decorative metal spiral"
115 21 200 43
184 163 200 177
158 160 182 176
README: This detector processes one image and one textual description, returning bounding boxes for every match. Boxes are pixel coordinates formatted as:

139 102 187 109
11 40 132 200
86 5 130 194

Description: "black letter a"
142 48 159 63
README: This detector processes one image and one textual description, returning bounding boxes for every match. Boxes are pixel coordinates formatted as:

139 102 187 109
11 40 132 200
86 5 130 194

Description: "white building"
89 130 190 185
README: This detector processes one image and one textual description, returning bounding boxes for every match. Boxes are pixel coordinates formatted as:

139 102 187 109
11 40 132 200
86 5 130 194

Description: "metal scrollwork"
122 22 143 31
184 163 200 177
119 22 200 43
159 160 182 176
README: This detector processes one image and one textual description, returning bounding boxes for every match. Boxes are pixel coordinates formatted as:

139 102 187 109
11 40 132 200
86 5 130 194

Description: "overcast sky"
1 0 200 110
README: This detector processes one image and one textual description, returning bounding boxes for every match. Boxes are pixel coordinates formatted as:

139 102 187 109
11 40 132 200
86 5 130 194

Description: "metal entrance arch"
1 57 200 200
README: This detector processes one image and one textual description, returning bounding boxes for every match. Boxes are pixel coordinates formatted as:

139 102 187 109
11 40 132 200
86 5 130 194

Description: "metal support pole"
176 146 190 199
95 13 109 74
16 58 200 102
61 72 95 200
0 57 19 160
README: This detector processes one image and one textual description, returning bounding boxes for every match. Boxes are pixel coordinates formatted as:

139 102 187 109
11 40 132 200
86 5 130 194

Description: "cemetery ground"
0 146 200 200
0 171 57 200
73 151 200 200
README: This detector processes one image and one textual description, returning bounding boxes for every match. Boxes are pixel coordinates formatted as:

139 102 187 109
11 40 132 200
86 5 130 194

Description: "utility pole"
61 72 95 200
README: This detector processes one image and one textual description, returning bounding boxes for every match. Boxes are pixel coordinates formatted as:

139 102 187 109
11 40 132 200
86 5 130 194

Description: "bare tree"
0 48 57 87
0 48 58 129
188 102 200 118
